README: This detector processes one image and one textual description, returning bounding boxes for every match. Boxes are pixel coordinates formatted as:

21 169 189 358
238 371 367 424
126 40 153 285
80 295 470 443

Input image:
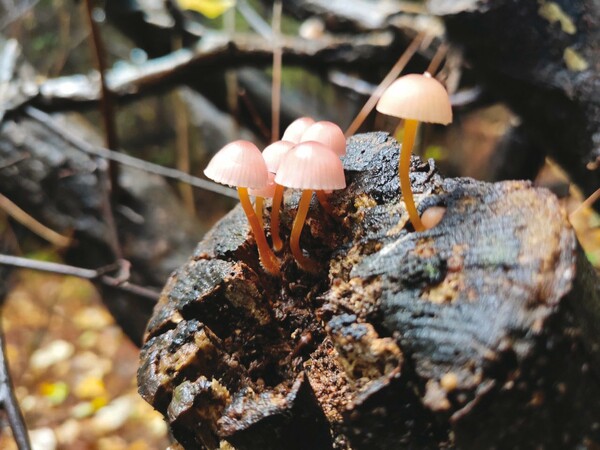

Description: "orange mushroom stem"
238 187 280 275
270 183 285 252
290 189 319 273
316 190 334 216
398 119 424 231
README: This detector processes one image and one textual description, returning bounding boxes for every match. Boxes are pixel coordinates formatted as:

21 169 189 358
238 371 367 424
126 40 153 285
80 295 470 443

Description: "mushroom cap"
249 172 276 198
262 140 295 173
275 141 346 190
282 117 316 143
376 73 452 125
300 121 346 156
204 140 268 189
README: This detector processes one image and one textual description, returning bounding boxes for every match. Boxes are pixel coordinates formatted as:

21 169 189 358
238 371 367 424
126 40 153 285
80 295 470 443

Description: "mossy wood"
138 132 600 449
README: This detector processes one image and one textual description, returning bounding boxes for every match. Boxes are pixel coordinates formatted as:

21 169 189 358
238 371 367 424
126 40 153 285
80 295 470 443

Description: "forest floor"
0 270 170 450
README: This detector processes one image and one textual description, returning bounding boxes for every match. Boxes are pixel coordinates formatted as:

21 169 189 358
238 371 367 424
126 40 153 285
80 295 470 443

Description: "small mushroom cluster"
203 72 452 275
204 118 346 275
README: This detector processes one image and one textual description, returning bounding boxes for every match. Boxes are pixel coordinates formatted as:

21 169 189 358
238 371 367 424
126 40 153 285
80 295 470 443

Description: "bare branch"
0 193 71 248
0 254 160 301
24 107 238 199
33 30 395 110
0 316 31 450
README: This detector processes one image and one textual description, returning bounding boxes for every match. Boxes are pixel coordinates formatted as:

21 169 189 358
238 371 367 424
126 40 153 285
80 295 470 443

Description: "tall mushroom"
262 140 295 252
300 121 346 214
376 72 452 231
275 141 346 272
204 140 280 275
249 172 276 228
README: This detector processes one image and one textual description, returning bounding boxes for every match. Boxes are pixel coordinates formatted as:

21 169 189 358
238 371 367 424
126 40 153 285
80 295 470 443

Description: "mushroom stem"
316 190 334 216
290 189 318 273
238 187 280 275
399 119 425 232
270 183 285 252
254 196 264 227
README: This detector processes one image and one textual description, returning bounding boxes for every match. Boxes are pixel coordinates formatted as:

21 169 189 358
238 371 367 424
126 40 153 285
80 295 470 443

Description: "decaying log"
138 132 600 449
429 0 600 204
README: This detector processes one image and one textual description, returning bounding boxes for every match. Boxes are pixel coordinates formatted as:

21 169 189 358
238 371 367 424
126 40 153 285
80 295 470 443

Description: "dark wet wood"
430 0 600 207
138 132 600 449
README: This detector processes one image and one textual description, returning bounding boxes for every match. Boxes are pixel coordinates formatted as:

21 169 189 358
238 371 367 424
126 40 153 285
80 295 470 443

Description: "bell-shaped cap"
204 140 268 189
282 117 316 143
300 121 346 156
249 172 277 198
376 73 452 125
262 140 295 173
275 141 346 191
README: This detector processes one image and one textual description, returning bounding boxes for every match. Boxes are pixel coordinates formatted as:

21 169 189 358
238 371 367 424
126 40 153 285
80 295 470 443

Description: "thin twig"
170 16 195 214
0 313 31 450
426 43 448 76
0 152 29 170
83 0 124 261
0 254 160 301
345 32 426 137
271 0 282 142
224 7 240 133
83 0 119 156
238 89 271 141
569 187 600 220
24 107 238 199
0 193 71 248
236 0 273 39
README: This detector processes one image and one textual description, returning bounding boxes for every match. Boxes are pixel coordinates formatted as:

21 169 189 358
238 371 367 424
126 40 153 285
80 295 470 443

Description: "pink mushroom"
376 72 452 231
204 140 280 275
262 140 295 252
300 121 347 214
249 172 277 227
281 117 315 143
275 141 346 272
300 121 346 156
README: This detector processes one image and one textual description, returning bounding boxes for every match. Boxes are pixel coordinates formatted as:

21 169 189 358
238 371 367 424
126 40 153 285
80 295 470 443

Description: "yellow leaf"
74 376 106 400
176 0 236 19
39 381 69 405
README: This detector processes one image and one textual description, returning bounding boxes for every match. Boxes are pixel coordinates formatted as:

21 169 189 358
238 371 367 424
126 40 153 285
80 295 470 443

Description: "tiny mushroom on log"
281 116 316 143
275 141 346 272
204 140 280 275
249 172 277 228
376 72 452 231
300 121 347 214
262 140 296 252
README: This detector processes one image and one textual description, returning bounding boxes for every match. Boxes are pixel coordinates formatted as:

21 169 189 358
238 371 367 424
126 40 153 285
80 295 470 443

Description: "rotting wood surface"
138 132 600 449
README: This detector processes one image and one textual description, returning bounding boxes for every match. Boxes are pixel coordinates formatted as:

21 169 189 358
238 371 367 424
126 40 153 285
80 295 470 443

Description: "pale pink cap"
262 140 295 173
204 140 268 189
376 72 452 124
281 117 315 143
275 141 346 190
300 121 346 156
249 173 276 198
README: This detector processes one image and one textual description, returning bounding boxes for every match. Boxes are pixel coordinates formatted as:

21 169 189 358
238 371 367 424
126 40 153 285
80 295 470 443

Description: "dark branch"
24 107 238 199
0 315 31 450
0 254 160 301
32 30 395 110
